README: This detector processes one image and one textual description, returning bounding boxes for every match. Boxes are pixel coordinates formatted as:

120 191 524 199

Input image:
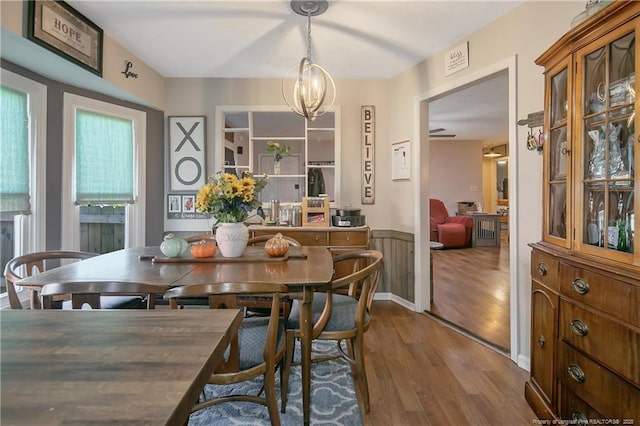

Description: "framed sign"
392 140 411 180
361 105 375 204
169 116 207 191
27 0 103 76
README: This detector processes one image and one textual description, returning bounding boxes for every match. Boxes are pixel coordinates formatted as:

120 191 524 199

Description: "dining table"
15 244 335 426
1 308 242 425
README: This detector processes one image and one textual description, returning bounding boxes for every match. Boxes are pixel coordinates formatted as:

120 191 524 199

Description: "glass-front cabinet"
540 9 639 266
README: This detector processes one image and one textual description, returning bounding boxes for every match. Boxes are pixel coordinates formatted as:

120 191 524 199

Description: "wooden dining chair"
40 281 168 309
280 249 383 414
4 250 97 309
164 282 288 426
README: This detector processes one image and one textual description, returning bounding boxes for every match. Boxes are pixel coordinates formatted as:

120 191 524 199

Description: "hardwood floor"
430 230 510 352
360 301 534 425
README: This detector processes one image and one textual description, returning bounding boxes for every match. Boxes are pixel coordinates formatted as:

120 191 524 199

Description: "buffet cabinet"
248 225 370 252
527 2 640 421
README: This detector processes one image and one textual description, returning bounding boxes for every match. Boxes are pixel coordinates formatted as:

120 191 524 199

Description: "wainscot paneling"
371 229 414 302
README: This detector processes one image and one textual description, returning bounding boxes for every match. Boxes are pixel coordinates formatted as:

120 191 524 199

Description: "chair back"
429 198 450 225
313 249 383 336
3 250 97 309
185 234 216 243
247 235 301 247
40 281 168 309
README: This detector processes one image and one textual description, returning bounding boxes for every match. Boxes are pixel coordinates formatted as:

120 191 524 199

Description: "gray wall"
1 59 165 248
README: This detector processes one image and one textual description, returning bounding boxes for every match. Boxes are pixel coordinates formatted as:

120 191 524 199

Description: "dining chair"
280 249 383 414
3 250 97 309
40 281 168 309
164 282 288 426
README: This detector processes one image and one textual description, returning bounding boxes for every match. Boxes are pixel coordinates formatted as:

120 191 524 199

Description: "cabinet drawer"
531 250 559 291
560 265 639 327
328 230 369 247
284 231 328 246
558 383 604 423
559 300 639 385
558 342 640 419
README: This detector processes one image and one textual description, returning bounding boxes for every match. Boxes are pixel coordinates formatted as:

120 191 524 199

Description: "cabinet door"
543 59 572 248
531 281 558 408
574 22 638 264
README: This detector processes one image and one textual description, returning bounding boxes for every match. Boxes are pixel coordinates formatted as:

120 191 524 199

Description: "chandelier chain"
306 10 312 62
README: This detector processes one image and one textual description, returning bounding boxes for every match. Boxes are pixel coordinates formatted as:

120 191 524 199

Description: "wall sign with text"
27 0 103 76
169 116 206 191
361 106 375 204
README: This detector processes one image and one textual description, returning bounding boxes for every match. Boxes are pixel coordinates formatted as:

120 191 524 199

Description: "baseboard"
373 292 415 311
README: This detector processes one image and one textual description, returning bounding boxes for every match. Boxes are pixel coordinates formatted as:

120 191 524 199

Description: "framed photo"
27 1 103 76
168 195 181 213
169 116 207 191
182 195 196 213
392 140 411 180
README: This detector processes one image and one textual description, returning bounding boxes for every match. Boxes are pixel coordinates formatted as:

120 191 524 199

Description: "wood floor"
430 230 511 352
360 301 534 425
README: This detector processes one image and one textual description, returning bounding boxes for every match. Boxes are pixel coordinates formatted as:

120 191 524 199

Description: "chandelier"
282 0 335 121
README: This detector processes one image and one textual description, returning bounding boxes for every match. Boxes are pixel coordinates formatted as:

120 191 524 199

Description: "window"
217 107 340 206
0 70 47 304
62 94 146 252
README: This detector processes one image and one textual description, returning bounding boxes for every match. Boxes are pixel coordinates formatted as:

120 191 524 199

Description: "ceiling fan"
428 128 456 138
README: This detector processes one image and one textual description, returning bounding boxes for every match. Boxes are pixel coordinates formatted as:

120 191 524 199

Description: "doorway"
414 57 519 362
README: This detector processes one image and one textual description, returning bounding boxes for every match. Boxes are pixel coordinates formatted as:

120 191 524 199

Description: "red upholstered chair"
429 199 473 248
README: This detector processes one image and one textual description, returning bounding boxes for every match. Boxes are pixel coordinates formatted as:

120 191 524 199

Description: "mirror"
496 159 508 199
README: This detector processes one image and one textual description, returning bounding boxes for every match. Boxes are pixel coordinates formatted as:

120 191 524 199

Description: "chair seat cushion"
287 293 368 332
233 316 285 370
62 296 145 310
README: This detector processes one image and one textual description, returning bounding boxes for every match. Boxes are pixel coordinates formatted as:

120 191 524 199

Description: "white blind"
0 86 30 214
75 109 134 204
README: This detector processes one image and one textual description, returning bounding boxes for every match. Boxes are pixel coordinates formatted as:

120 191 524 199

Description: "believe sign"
362 106 375 204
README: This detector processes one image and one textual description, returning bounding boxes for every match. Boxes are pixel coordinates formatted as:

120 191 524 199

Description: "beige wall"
387 0 584 364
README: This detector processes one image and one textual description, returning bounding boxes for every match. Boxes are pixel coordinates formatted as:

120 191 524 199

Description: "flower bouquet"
195 171 268 223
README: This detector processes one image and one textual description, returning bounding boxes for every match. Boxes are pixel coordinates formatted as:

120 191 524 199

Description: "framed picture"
392 140 411 180
169 116 207 191
182 195 195 213
168 195 181 213
27 1 103 76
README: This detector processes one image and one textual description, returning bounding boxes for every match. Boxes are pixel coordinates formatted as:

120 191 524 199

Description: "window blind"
0 86 30 214
75 109 134 204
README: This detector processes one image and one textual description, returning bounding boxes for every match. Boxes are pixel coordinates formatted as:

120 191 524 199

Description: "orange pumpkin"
190 241 216 258
264 233 290 257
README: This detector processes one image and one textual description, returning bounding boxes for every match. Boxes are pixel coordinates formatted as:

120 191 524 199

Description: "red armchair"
429 199 473 248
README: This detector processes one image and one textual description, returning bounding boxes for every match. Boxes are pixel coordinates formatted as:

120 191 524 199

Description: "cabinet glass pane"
581 31 635 254
551 68 568 126
259 176 305 204
253 112 304 138
550 127 568 181
549 183 567 238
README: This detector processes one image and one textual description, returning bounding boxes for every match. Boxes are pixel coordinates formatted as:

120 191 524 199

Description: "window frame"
62 93 146 250
0 70 47 307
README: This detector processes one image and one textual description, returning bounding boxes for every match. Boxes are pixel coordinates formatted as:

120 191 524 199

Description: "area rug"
188 340 363 425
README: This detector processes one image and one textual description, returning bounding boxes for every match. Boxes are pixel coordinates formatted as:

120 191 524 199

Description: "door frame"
412 56 519 363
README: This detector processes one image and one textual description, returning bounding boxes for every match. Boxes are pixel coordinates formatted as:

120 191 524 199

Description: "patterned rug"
188 340 363 425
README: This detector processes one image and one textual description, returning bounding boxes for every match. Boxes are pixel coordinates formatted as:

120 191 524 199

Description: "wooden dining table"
15 245 335 426
1 309 242 425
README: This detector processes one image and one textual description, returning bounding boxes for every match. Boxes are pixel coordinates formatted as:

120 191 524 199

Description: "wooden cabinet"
528 2 640 421
248 225 369 251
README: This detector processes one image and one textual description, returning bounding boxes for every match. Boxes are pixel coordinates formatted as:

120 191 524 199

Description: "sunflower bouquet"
195 171 268 223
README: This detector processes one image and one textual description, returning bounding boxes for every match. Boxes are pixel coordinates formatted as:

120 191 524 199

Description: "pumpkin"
190 241 217 258
264 233 290 257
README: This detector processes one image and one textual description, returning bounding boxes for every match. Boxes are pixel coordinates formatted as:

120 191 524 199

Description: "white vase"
215 222 249 257
274 160 281 175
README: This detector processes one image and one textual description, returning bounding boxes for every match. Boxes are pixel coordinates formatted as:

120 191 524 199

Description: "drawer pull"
571 410 588 422
571 278 589 295
567 364 585 383
536 262 547 276
537 335 545 348
570 319 588 337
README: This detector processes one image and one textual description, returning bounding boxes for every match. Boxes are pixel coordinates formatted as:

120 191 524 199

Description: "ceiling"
67 0 524 80
13 1 518 143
